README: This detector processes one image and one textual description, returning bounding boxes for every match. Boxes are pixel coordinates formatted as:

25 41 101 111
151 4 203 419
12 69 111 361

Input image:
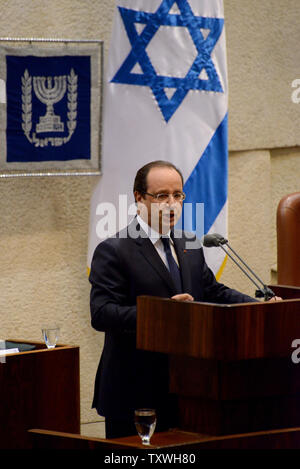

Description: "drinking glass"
42 326 60 349
134 409 156 445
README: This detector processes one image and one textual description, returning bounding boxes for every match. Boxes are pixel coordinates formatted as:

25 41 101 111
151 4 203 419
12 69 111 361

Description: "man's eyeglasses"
143 192 186 202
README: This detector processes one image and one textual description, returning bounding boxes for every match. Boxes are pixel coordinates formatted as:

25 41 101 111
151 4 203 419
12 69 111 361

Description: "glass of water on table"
134 409 157 445
42 325 60 349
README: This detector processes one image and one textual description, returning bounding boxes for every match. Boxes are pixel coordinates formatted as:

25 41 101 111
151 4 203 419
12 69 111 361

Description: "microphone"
202 233 228 247
202 233 275 301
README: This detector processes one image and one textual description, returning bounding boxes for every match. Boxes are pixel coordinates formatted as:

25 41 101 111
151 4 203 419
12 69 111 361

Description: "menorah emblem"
33 75 67 133
22 68 78 147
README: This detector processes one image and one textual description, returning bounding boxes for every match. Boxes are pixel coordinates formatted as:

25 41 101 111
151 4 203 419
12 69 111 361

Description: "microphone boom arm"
202 234 275 301
218 244 262 291
218 244 275 301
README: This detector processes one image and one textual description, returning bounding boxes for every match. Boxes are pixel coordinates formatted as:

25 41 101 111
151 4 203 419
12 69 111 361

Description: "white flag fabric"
87 0 228 278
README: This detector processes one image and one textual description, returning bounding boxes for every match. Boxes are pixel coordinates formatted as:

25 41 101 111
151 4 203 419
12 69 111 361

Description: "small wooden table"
0 340 80 449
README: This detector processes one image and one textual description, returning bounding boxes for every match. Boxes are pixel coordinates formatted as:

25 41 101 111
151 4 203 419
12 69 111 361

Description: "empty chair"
277 192 300 286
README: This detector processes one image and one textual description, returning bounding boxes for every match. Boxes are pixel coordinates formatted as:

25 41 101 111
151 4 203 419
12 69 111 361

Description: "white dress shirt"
137 215 179 269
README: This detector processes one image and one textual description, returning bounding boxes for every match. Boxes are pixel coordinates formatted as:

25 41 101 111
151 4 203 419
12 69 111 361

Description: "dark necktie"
161 237 182 294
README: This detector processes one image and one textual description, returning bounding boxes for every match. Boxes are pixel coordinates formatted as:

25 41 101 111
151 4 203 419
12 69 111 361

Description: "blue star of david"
111 0 224 122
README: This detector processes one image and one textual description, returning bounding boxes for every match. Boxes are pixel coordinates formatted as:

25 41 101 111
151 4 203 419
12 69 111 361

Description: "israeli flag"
88 0 228 278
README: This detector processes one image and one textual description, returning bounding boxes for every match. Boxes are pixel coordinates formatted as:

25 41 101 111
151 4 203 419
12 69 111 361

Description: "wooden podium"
137 286 300 436
0 341 80 449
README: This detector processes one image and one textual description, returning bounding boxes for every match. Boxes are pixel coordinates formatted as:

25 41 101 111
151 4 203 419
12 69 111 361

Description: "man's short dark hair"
133 160 184 198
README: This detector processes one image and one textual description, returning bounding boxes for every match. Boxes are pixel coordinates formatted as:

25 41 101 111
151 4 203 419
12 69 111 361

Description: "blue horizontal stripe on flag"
181 113 228 234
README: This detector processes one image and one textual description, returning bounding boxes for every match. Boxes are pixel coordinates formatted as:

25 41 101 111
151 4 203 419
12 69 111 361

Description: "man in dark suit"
89 160 257 438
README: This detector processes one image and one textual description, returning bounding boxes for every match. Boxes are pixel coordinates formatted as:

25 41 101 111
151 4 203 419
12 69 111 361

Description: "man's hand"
268 296 282 302
171 293 194 302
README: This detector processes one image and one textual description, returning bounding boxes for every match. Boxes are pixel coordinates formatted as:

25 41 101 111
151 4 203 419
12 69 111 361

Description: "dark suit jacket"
89 219 256 419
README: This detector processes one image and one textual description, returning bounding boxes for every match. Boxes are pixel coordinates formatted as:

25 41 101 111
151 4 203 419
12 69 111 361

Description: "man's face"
135 166 184 233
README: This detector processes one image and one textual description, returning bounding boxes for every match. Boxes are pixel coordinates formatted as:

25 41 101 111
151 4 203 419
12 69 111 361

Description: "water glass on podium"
134 409 157 445
42 326 60 349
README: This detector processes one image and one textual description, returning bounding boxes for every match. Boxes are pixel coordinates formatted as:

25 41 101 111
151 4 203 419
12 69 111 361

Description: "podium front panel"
137 296 300 360
137 296 300 435
0 341 80 449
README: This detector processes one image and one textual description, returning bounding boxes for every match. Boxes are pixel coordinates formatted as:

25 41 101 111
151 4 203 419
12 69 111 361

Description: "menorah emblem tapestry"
0 45 102 175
